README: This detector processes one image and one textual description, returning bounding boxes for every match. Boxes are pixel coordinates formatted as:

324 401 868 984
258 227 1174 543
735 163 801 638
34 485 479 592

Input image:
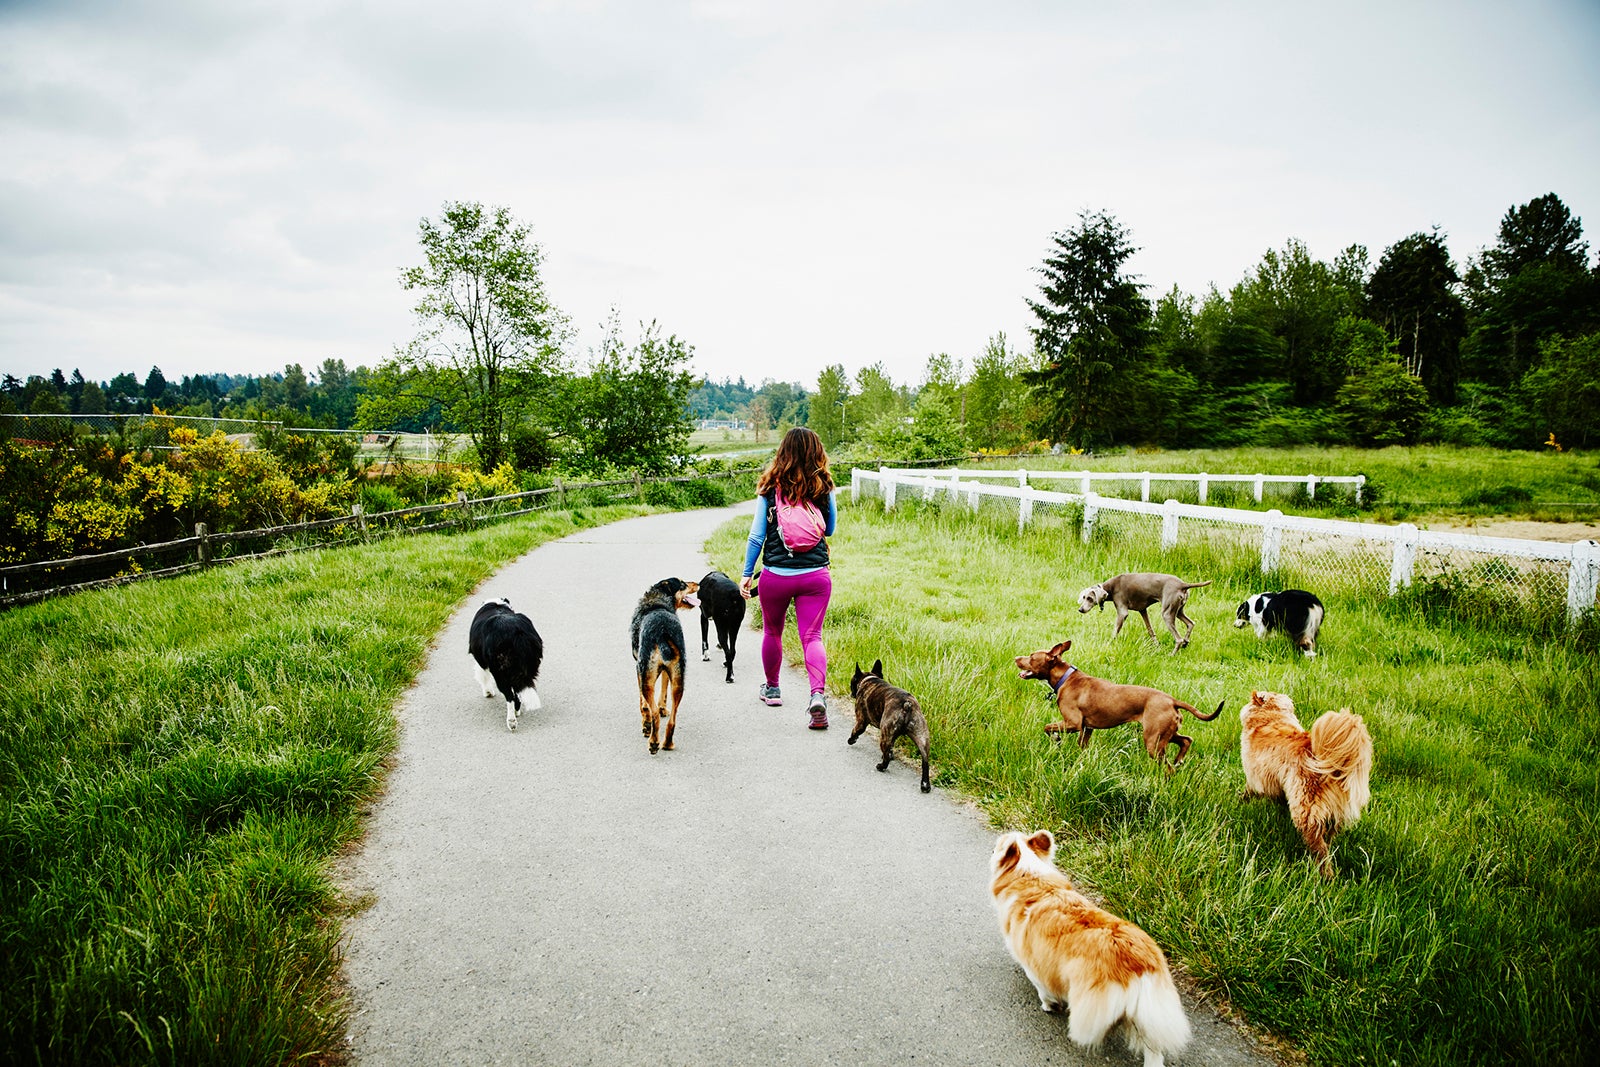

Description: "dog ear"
1050 640 1071 656
1026 830 1054 858
996 840 1022 873
871 658 883 678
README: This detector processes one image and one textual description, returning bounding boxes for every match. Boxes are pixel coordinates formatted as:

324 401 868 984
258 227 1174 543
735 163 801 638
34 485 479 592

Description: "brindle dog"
848 659 932 793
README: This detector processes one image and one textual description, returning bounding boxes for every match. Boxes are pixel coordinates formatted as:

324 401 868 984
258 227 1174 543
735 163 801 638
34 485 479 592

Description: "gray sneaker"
807 691 828 729
759 684 783 707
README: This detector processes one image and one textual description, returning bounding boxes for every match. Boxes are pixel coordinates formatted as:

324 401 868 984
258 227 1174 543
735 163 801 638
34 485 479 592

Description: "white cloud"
1 0 1597 390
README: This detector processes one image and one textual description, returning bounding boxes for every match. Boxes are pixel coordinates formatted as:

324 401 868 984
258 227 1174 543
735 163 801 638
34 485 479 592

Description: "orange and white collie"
989 830 1190 1067
1240 691 1373 877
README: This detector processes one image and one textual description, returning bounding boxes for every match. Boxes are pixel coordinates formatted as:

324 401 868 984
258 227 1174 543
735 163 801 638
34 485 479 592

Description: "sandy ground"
1420 518 1600 542
337 504 1279 1067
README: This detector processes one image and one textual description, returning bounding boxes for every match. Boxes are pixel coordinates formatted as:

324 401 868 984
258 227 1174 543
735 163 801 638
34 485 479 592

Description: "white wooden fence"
877 466 1367 505
852 467 1600 625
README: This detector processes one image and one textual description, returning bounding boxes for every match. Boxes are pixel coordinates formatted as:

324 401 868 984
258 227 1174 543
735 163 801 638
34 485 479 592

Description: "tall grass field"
708 493 1598 1066
0 504 654 1065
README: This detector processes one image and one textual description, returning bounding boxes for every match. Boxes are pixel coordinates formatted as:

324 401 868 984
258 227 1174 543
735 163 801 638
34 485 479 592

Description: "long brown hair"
756 427 835 505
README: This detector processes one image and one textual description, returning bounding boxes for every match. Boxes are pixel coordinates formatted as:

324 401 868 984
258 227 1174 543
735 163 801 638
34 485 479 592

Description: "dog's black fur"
849 659 932 793
468 598 543 730
631 577 699 754
1236 589 1325 657
697 570 746 684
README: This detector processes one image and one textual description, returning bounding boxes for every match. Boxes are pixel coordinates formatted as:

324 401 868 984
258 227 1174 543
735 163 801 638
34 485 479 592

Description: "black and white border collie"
1235 590 1325 658
468 598 544 730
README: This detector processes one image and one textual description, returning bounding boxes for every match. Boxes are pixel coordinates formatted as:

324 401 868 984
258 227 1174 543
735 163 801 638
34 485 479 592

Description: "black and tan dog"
631 577 699 754
848 659 932 793
697 570 746 684
1015 640 1223 772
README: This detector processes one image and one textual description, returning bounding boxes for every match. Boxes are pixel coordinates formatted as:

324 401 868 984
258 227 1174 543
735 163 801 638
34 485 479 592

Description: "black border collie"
468 598 544 730
1235 589 1325 657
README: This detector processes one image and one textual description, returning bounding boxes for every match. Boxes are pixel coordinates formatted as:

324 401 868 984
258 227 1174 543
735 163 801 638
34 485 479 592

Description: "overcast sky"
2 0 1597 391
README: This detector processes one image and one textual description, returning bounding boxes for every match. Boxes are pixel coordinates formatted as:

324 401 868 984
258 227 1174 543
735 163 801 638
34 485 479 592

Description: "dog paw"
876 762 889 772
648 742 659 754
920 781 931 793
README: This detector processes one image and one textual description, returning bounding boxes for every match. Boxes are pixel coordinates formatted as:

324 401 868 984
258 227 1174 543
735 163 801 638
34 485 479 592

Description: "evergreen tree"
1367 229 1466 403
1023 211 1152 449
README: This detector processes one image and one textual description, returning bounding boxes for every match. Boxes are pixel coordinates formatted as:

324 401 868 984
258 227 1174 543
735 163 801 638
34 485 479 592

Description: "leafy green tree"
852 362 904 429
1462 193 1599 384
965 332 1035 450
563 317 695 475
1521 331 1600 448
918 352 963 416
863 389 968 461
1229 239 1366 405
394 201 566 472
809 364 850 447
1367 229 1466 403
77 379 107 415
1334 357 1430 445
1023 210 1152 448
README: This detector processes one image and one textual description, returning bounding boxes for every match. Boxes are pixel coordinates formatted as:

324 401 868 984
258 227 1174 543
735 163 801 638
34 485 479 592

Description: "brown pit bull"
1015 640 1223 771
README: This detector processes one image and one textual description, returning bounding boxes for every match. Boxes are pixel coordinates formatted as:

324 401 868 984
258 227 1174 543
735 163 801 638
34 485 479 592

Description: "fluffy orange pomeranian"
1239 691 1373 877
989 830 1190 1067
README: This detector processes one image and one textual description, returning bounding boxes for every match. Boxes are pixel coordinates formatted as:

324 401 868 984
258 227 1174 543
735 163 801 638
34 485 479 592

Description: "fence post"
1261 509 1283 574
1161 499 1180 551
1198 473 1209 504
1081 491 1099 543
456 489 470 527
1016 468 1027 489
634 471 643 499
968 485 981 511
1140 472 1151 502
851 467 862 504
1389 524 1419 593
195 522 210 566
1355 474 1365 507
1253 474 1265 503
1018 486 1034 531
352 503 369 542
555 477 566 509
922 477 937 502
884 470 898 510
1567 540 1600 625
1080 470 1092 496
1307 474 1318 501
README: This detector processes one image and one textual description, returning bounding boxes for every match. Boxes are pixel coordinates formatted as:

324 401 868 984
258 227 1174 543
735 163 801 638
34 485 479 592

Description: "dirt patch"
1423 518 1600 543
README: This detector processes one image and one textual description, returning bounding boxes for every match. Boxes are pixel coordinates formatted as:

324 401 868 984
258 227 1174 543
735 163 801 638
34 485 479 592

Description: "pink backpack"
773 490 826 552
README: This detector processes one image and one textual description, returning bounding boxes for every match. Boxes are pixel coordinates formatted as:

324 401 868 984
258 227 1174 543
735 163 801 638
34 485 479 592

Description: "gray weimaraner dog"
1077 572 1211 651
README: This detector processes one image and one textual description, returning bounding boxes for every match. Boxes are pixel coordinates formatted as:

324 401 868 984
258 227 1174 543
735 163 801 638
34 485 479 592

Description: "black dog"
1235 589 1325 657
849 659 932 793
698 570 746 684
631 577 699 754
468 598 544 731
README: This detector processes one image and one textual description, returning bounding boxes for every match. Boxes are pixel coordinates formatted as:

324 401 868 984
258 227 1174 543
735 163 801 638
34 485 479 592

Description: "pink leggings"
757 568 832 694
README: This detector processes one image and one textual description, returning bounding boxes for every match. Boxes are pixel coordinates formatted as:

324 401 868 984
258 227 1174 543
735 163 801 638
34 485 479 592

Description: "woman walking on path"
739 427 837 729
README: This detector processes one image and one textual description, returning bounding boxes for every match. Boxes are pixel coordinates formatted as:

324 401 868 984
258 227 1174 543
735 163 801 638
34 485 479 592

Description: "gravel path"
339 505 1277 1066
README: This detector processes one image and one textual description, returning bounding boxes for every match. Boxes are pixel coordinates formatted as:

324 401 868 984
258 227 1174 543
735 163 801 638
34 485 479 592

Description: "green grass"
895 444 1600 524
708 496 1600 1065
0 504 654 1066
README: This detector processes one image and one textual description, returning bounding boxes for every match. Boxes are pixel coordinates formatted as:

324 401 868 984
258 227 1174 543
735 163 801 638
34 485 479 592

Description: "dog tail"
1179 699 1225 722
1180 580 1213 590
1122 970 1191 1066
1308 711 1373 819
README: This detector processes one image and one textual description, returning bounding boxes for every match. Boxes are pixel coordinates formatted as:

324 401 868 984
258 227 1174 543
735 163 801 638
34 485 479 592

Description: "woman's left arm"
824 490 837 536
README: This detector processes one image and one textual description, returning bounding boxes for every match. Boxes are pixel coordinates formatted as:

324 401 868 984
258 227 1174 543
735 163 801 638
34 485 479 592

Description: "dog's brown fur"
1014 641 1222 771
1240 691 1372 877
849 659 932 792
990 830 1190 1065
